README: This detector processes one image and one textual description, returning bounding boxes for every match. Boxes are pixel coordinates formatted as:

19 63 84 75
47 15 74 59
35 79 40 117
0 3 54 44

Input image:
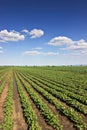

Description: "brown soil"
21 76 76 130
12 77 27 130
0 80 10 125
80 113 87 124
20 78 54 130
83 115 87 124
31 85 76 130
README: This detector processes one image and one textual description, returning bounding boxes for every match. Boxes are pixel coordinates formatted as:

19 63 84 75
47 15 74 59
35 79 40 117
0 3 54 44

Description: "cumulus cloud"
48 36 87 54
30 29 44 38
24 50 59 56
22 29 29 33
0 29 25 42
22 29 44 38
48 36 73 46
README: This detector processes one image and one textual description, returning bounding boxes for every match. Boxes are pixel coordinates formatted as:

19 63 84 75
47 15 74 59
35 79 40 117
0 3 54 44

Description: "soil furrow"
30 83 76 130
0 80 10 125
12 77 27 130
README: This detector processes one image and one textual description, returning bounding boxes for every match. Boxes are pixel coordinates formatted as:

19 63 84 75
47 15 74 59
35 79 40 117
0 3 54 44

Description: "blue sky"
0 0 87 65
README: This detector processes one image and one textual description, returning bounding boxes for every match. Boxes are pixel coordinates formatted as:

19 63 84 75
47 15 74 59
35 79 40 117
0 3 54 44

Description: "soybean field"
0 66 87 130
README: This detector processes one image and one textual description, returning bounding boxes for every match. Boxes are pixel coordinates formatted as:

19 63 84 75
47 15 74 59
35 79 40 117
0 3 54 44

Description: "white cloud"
24 51 41 56
30 29 44 38
48 36 87 54
24 50 59 56
0 46 3 49
22 29 44 38
32 47 42 50
0 29 25 42
48 36 73 46
22 29 29 33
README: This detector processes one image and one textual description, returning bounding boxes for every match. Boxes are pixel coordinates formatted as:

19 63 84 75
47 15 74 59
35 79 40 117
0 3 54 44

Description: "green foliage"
24 73 87 114
0 66 87 130
15 75 41 130
1 78 13 130
18 71 87 130
0 79 7 96
17 73 62 130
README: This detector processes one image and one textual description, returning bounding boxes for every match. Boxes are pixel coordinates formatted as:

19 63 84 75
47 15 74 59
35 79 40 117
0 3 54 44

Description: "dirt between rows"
0 78 10 126
19 76 54 130
12 77 27 130
0 73 84 130
20 75 76 130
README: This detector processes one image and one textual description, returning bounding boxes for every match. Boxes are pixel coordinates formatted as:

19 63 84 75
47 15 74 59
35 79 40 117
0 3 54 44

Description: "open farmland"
0 66 87 130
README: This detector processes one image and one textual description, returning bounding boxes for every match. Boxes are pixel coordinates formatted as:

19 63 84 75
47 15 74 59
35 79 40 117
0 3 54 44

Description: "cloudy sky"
0 0 87 65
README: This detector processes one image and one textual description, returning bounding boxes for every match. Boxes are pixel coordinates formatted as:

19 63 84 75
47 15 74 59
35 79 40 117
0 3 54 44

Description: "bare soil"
80 113 87 124
12 77 27 130
0 80 10 125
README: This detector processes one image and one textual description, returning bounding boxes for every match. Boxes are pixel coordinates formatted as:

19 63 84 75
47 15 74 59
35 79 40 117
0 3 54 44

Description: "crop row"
19 72 87 115
26 73 87 103
24 68 86 93
29 75 87 111
0 72 5 81
16 72 62 130
35 72 87 96
17 72 87 130
15 74 41 130
21 70 86 97
0 76 8 96
0 77 13 130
